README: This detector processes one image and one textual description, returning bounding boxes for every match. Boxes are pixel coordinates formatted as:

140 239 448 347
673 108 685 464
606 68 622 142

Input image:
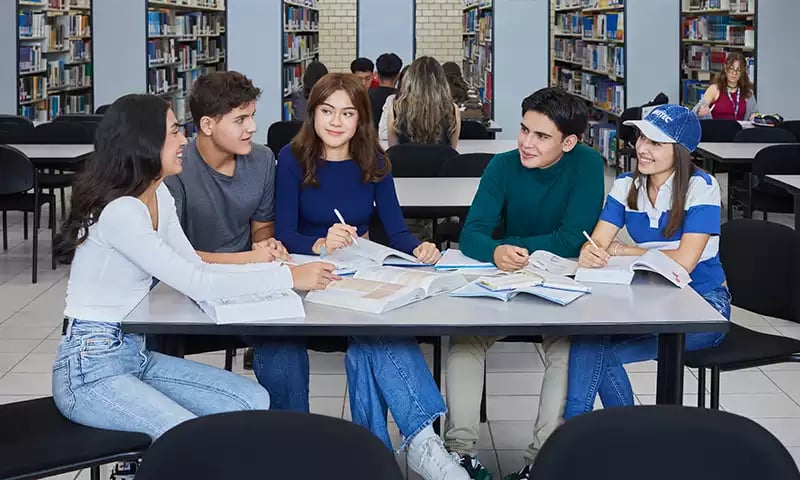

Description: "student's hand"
290 262 340 291
413 242 441 264
698 104 711 117
579 242 610 268
253 238 291 261
493 245 529 272
325 223 358 252
250 247 276 263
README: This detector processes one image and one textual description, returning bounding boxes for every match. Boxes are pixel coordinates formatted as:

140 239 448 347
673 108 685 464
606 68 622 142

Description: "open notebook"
435 249 579 276
449 269 590 305
320 238 430 270
574 250 691 288
198 290 306 324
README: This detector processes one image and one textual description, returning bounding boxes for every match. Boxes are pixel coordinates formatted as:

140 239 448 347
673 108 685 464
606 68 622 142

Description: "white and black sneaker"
407 434 471 480
458 454 493 480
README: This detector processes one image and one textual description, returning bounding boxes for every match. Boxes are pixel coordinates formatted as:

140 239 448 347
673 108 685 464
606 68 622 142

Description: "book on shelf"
18 10 46 39
19 76 47 103
19 46 45 73
575 250 691 287
199 290 306 324
284 4 319 31
283 32 319 61
304 278 428 314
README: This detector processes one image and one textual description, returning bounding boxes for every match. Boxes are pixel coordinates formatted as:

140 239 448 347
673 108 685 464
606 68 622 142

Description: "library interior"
3 0 800 480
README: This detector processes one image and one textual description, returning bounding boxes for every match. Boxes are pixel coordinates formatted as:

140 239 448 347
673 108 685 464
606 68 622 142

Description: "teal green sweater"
460 144 605 262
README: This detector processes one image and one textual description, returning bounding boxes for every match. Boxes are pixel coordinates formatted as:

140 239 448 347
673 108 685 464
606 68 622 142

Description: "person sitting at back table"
291 61 328 121
378 65 409 142
387 56 461 149
693 52 758 122
565 104 730 419
442 62 469 106
350 57 375 91
444 87 605 480
369 53 403 131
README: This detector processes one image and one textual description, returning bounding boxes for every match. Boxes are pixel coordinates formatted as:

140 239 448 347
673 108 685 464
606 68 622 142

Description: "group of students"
50 63 730 480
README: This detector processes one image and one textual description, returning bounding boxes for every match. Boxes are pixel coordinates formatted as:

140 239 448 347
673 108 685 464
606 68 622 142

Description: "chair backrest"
751 144 800 182
94 104 110 114
0 114 34 129
459 120 491 140
616 107 641 146
0 145 36 195
266 120 303 156
32 121 94 144
0 122 35 143
134 411 404 480
386 143 459 177
440 153 493 177
53 114 103 141
720 219 800 322
700 119 743 142
733 126 797 143
532 405 800 480
782 120 800 143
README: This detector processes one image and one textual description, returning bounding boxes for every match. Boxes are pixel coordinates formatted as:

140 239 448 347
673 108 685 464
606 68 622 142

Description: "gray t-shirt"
164 140 276 254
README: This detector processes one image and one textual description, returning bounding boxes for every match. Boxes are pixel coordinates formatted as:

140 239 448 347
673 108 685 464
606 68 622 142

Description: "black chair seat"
0 397 151 480
685 323 800 369
39 172 76 188
0 192 55 212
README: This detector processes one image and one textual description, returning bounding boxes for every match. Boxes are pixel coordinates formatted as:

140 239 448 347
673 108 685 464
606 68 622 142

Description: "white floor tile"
2 310 64 328
487 341 538 354
0 372 53 396
486 372 544 396
751 418 800 447
720 393 800 418
0 352 26 373
476 422 494 450
636 394 701 407
33 339 62 354
0 325 58 340
0 394 41 404
765 371 800 401
496 450 528 478
308 352 346 374
489 420 534 450
624 360 658 373
486 395 539 421
714 370 783 395
628 372 699 395
761 362 800 372
309 396 344 418
0 339 42 354
309 374 347 398
486 352 544 373
12 352 56 374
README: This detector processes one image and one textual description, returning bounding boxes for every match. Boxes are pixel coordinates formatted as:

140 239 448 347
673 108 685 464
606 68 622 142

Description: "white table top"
394 177 479 208
124 276 727 337
486 120 502 132
8 144 94 159
766 175 800 192
696 142 794 160
456 139 517 155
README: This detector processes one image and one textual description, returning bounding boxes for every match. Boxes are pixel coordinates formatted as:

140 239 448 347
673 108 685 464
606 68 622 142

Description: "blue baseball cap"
623 104 702 152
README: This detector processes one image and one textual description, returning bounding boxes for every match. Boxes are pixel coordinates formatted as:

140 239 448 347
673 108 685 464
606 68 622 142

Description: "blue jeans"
564 286 732 419
252 336 446 451
52 320 270 439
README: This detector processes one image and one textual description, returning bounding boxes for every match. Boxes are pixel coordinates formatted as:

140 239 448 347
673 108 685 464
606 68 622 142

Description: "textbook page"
354 266 468 296
528 251 579 276
435 249 500 274
199 290 306 324
289 254 358 276
631 250 691 288
449 280 586 305
304 278 426 314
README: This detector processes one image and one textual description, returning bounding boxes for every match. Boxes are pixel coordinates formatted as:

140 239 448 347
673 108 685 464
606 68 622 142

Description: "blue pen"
320 244 327 259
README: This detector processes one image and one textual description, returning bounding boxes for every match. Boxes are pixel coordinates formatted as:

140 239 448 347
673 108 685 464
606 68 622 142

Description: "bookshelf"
16 0 93 122
680 0 756 108
461 0 493 118
282 0 319 121
550 0 625 166
146 0 227 134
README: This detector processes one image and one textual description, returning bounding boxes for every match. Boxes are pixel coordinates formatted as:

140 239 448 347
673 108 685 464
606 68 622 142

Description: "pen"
333 208 359 246
582 231 600 250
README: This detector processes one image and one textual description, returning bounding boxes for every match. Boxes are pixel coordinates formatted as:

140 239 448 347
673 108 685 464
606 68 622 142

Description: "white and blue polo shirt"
599 170 726 295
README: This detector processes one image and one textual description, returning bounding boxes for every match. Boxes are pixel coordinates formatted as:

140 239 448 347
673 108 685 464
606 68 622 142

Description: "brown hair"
290 73 389 187
713 52 754 99
627 143 697 238
188 71 261 122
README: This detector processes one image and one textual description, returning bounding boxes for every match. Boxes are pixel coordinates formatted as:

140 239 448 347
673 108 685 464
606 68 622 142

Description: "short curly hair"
188 71 261 122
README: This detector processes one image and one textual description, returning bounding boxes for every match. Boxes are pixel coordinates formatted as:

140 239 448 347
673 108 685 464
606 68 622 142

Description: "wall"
358 0 414 67
757 0 800 119
93 0 146 108
228 0 282 137
0 0 16 113
319 0 358 72
414 0 462 63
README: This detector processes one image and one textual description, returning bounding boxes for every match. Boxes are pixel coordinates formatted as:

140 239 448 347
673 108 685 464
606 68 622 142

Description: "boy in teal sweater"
445 88 605 480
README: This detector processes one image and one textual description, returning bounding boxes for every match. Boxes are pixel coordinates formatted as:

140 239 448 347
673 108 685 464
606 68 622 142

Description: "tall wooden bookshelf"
146 0 227 135
461 0 493 118
680 0 756 109
550 0 625 166
282 0 319 121
17 0 93 122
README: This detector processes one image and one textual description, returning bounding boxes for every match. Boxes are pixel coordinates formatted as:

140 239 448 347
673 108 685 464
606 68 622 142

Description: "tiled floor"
2 168 800 479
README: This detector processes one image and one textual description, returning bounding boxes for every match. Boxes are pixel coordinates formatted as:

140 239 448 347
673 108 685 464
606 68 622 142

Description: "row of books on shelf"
554 68 624 115
283 64 305 96
462 0 492 8
20 47 45 73
18 11 46 38
554 39 624 77
19 77 46 104
683 0 754 14
683 45 753 74
585 121 617 165
463 9 478 32
555 12 624 41
47 62 91 90
478 11 492 42
682 80 707 107
282 99 294 121
147 10 225 37
149 0 225 9
284 5 319 31
147 38 224 66
682 16 754 46
283 33 319 61
584 0 623 8
20 93 91 122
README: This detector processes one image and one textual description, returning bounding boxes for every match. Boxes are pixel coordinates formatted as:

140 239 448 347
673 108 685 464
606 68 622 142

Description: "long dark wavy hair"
290 72 389 187
54 94 170 263
713 52 754 99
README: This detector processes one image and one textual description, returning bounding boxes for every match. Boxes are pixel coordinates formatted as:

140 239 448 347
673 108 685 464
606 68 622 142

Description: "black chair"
95 104 111 114
459 120 492 140
733 126 797 143
531 405 800 480
54 113 104 141
135 411 404 480
386 143 459 178
0 397 151 480
0 114 34 129
728 144 800 220
684 220 800 409
782 120 800 143
440 152 493 177
0 123 35 144
266 120 302 156
700 119 743 142
0 145 56 283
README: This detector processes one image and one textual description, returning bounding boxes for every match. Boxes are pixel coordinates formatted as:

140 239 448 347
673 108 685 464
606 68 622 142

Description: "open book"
449 279 587 305
449 269 589 305
198 290 306 324
435 249 578 276
304 278 427 314
353 266 468 297
321 238 430 269
289 253 358 276
574 249 691 287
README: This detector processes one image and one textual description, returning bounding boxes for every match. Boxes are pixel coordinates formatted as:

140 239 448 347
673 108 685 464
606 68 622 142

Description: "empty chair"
733 126 796 143
54 114 103 141
440 152 494 177
95 104 111 114
0 123 35 144
531 406 800 480
135 411 404 480
385 143 458 177
459 120 492 140
266 120 302 156
0 114 34 129
700 119 743 142
782 120 800 142
684 220 800 408
31 121 94 145
0 397 150 480
728 144 800 219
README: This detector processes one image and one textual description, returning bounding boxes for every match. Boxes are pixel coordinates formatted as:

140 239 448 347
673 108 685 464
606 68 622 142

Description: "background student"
444 88 605 480
378 65 409 142
51 94 334 440
442 61 469 105
387 56 461 148
694 52 758 121
566 104 730 419
254 72 468 480
291 60 328 121
350 57 375 90
369 52 403 131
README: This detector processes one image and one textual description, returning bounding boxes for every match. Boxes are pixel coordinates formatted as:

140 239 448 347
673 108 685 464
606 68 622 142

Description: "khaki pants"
444 336 569 463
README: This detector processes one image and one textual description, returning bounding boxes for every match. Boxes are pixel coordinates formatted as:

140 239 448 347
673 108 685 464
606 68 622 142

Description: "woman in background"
694 52 757 121
378 65 409 142
442 61 469 105
291 61 328 121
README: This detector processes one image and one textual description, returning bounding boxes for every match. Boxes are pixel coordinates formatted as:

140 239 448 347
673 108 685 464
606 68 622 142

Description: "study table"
695 142 796 174
380 139 517 155
8 143 94 169
124 276 729 405
765 175 800 230
393 177 479 217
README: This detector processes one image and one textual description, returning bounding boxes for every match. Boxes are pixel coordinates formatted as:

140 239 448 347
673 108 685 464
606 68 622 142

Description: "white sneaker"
407 434 471 480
